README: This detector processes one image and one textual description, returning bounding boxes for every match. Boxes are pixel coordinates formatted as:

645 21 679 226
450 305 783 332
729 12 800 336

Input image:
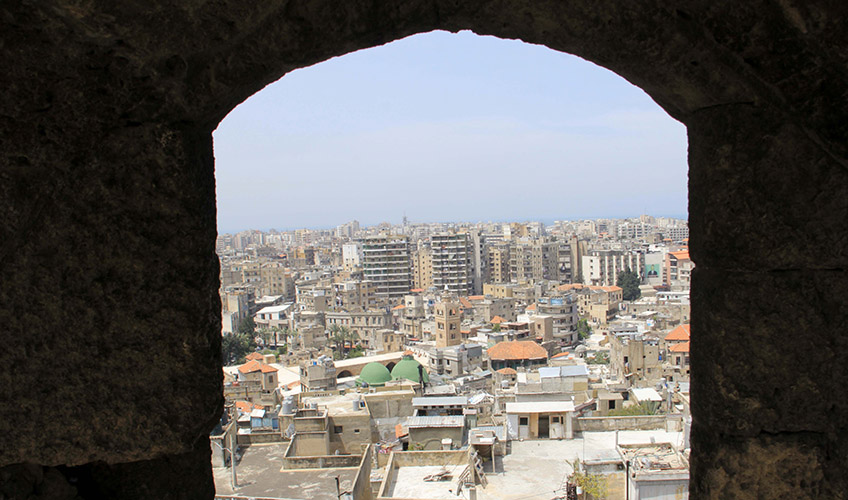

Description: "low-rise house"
619 442 689 499
300 355 337 391
630 387 664 414
487 340 549 371
667 341 691 382
412 396 468 416
406 415 466 450
427 343 484 376
237 359 279 391
505 401 575 440
610 330 662 387
254 302 295 330
514 365 590 404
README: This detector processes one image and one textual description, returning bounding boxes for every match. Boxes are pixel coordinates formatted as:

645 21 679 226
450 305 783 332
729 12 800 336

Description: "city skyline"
218 213 689 235
214 30 688 234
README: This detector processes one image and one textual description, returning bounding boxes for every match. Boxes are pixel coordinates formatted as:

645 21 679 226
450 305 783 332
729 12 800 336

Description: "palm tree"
329 324 354 359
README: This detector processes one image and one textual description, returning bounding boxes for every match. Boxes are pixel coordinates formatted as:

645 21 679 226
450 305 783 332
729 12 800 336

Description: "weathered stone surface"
1 1 847 498
688 105 848 270
692 267 848 437
690 432 844 500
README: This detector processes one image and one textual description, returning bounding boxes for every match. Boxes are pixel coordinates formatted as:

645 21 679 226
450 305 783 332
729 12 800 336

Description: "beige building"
434 301 462 348
259 262 295 298
487 244 511 284
412 247 433 290
610 331 662 385
332 280 376 311
665 249 694 289
325 310 392 347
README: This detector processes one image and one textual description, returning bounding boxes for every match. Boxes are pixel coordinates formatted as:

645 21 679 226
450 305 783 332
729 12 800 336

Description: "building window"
334 426 343 433
519 417 529 426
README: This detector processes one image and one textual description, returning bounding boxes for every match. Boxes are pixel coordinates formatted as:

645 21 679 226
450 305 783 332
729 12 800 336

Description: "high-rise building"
342 242 362 271
412 247 433 290
431 232 473 295
488 244 510 284
362 234 412 298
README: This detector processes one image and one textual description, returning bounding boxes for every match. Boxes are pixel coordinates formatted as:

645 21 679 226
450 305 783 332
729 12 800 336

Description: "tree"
221 333 256 366
616 267 642 301
491 323 501 333
568 459 609 499
330 325 354 359
237 317 256 336
586 351 609 365
576 318 592 340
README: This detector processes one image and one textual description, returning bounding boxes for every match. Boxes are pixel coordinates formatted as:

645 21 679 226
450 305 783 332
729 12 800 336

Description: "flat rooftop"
212 443 358 500
302 392 367 416
385 465 468 499
476 430 683 500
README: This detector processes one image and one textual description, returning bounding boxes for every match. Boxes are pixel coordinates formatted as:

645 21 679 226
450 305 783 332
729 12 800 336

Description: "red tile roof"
245 352 264 361
487 340 548 361
458 297 474 309
259 364 278 373
669 341 690 353
497 367 517 375
238 360 262 374
665 324 691 341
392 304 406 310
490 315 506 324
669 250 690 261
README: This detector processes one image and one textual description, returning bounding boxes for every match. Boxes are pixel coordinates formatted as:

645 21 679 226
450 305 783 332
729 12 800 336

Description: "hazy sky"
213 30 688 234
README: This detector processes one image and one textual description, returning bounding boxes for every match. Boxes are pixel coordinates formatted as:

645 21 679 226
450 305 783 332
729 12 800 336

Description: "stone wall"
1 1 846 498
575 415 671 432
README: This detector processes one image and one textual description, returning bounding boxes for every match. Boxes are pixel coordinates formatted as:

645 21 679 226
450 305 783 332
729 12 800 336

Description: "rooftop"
665 324 691 341
487 340 548 361
212 443 359 500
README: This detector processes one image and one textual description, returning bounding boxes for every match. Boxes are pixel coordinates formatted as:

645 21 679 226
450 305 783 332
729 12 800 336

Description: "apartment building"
259 262 295 298
325 309 392 347
331 280 376 311
581 250 645 287
341 242 362 271
431 232 473 295
411 247 433 290
535 294 578 342
488 244 510 284
362 234 412 298
665 249 693 289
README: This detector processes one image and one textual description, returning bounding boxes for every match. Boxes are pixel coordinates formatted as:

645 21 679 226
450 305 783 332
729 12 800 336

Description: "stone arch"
337 370 354 379
385 362 397 372
2 2 846 498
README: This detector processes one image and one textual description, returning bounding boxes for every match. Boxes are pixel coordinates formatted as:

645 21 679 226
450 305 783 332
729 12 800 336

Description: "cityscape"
215 215 692 500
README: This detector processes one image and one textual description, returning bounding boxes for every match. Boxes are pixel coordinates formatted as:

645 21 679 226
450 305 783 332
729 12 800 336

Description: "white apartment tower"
362 235 412 298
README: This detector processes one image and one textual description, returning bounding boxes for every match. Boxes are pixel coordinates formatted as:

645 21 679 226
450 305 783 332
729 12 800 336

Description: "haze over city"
213 30 688 234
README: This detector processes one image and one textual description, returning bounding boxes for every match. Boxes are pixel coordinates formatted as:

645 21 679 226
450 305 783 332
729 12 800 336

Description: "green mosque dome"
357 362 392 387
391 355 429 384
